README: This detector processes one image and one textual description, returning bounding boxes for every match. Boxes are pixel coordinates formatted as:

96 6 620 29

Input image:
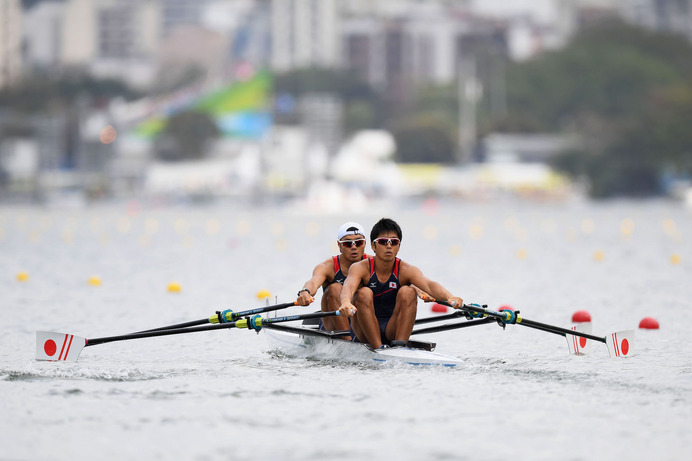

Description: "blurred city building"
271 0 340 71
620 0 692 41
2 0 690 205
0 0 22 89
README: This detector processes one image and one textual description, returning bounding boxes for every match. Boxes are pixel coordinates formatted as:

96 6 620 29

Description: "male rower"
295 222 370 337
338 218 464 349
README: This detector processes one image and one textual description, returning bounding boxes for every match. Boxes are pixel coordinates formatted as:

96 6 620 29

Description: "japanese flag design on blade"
565 323 592 355
605 330 634 358
36 331 85 362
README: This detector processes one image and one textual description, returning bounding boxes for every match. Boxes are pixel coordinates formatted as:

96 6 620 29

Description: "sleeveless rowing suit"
322 254 368 290
319 254 368 332
349 257 402 343
368 256 401 320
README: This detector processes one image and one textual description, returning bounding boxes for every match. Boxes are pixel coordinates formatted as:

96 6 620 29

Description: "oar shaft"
412 318 495 335
264 311 337 325
136 301 299 334
217 301 299 322
138 319 209 333
437 301 606 343
86 311 338 347
520 318 605 343
414 311 466 324
86 321 243 346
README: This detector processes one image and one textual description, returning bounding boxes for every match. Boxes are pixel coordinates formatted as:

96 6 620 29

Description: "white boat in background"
263 323 463 367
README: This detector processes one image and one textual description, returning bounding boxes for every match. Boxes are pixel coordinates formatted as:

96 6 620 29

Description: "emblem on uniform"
389 282 397 289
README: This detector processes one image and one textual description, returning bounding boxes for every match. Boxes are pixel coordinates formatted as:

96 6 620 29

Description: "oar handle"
264 310 339 325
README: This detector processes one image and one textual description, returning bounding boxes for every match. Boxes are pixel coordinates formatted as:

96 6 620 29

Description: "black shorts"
350 317 391 344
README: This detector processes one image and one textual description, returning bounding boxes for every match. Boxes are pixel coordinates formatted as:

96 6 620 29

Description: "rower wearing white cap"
295 222 370 337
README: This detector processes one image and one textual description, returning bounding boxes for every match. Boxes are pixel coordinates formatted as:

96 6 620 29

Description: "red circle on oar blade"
44 339 57 356
621 339 630 356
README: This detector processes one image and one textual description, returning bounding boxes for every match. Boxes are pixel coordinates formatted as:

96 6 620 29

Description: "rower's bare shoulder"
314 257 337 276
398 260 424 282
398 259 419 273
348 259 370 276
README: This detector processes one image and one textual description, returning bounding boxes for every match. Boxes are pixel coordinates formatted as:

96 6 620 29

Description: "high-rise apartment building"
59 0 161 88
0 0 22 89
270 0 340 71
620 0 692 40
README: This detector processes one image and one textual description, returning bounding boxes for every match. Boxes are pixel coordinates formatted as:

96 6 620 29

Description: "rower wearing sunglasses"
295 222 370 338
338 218 464 349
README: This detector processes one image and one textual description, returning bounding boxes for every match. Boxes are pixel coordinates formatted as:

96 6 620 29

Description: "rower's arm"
338 261 367 316
411 284 434 302
403 264 463 308
296 261 331 306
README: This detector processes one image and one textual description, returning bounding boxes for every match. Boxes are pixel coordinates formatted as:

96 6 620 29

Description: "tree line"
497 22 692 197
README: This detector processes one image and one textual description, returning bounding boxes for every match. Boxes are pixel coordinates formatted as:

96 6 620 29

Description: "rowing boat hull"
264 325 462 367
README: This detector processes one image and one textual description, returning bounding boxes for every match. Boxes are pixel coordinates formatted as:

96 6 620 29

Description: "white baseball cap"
337 222 366 240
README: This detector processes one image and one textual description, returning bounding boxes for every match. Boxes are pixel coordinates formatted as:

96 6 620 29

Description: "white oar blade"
36 331 85 362
565 323 593 355
605 330 634 358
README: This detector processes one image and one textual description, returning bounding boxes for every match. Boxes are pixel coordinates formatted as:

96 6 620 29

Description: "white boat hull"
264 325 462 367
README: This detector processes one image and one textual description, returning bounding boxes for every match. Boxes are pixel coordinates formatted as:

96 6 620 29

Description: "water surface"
1 198 690 460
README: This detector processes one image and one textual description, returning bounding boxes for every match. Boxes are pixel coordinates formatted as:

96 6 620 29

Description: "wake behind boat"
264 322 463 367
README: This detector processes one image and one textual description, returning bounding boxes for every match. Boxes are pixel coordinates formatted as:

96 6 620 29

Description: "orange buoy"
572 310 592 323
431 303 448 313
639 317 659 329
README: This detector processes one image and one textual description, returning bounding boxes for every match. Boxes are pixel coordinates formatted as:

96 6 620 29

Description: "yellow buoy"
16 272 29 282
593 250 605 262
516 249 528 260
167 282 182 293
256 289 272 300
620 218 635 237
422 225 438 240
469 224 484 240
88 276 102 286
670 254 682 265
